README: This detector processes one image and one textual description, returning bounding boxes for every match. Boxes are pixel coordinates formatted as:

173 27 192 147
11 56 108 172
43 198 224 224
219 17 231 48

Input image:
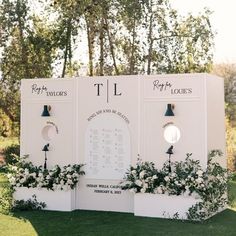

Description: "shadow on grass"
12 208 236 236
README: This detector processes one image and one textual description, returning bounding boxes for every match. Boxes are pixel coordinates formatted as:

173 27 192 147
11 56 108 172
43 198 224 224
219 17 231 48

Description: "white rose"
57 185 62 190
46 175 51 180
140 188 146 193
156 187 163 194
191 192 201 199
196 178 203 184
135 180 143 187
129 188 137 194
7 173 12 178
152 175 158 180
183 189 190 196
31 173 36 178
24 169 29 175
164 176 170 182
63 185 69 191
143 183 148 189
139 170 146 179
196 170 203 176
20 178 25 184
171 173 177 178
73 173 79 178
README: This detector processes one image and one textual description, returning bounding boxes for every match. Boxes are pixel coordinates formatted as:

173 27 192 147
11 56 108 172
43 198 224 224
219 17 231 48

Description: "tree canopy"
0 0 215 135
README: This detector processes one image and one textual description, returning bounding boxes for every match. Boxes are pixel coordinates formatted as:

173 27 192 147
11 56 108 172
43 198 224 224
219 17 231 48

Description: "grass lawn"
0 208 236 236
1 173 236 236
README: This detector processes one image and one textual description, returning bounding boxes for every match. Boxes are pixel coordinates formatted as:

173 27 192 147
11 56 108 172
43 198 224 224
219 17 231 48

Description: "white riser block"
134 193 201 220
14 187 75 211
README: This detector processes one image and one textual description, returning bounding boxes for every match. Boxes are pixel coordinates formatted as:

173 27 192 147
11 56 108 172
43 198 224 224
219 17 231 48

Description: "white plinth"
14 187 75 211
134 193 201 220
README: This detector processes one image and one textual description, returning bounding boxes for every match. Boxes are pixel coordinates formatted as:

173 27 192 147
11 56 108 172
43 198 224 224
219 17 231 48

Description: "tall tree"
0 0 57 134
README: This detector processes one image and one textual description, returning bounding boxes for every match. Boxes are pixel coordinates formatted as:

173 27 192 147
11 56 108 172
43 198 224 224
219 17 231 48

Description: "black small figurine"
166 145 174 172
42 143 50 169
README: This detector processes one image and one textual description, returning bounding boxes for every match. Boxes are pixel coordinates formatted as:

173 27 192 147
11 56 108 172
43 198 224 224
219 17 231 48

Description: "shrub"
3 144 20 165
12 194 46 211
0 182 14 214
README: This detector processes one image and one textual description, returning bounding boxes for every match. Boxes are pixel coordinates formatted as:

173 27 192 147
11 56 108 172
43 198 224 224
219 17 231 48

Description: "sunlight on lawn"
0 213 37 236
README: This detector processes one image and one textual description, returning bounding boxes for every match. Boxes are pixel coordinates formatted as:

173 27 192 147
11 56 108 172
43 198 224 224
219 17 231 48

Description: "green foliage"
230 172 236 182
121 158 165 193
12 194 46 211
0 0 215 136
228 180 236 208
0 0 57 131
0 181 14 215
3 144 20 165
213 64 236 123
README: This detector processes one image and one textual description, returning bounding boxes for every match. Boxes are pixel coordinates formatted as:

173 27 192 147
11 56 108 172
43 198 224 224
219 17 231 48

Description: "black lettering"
153 80 160 90
94 83 103 96
31 84 47 94
114 83 122 96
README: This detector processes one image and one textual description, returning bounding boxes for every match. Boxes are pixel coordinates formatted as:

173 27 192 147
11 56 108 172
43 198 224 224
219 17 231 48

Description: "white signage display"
85 113 131 180
20 74 226 216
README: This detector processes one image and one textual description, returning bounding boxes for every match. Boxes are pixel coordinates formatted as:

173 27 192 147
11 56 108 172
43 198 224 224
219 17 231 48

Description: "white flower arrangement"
121 150 228 221
7 156 85 191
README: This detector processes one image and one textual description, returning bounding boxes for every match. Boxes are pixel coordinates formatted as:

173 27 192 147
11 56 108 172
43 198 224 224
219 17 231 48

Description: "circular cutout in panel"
164 124 181 144
41 125 57 141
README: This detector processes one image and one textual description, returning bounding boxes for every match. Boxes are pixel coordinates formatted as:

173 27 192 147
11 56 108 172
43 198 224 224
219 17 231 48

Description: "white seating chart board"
85 113 131 180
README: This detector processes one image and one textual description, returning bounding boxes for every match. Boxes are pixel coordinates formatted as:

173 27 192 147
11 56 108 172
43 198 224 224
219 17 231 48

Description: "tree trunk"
85 16 94 77
16 0 29 78
99 18 104 76
147 12 154 75
129 17 136 75
104 16 119 75
62 19 72 78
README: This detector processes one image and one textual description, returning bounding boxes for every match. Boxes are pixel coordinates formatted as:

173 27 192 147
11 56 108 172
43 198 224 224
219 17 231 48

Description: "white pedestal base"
14 187 75 211
134 193 201 220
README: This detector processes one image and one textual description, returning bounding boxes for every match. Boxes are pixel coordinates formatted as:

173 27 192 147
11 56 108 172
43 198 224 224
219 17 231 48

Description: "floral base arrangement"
121 150 228 221
6 155 85 191
6 155 85 211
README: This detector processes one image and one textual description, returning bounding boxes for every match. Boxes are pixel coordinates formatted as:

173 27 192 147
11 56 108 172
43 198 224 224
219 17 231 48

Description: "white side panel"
206 75 226 167
140 76 207 169
20 79 76 167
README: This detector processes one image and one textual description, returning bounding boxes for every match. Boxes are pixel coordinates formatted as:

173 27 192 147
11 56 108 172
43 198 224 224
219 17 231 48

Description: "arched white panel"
85 113 131 180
